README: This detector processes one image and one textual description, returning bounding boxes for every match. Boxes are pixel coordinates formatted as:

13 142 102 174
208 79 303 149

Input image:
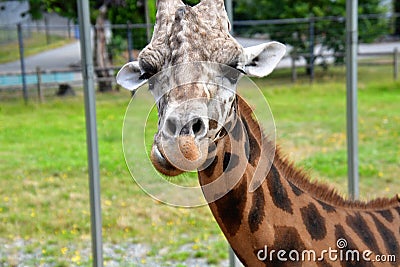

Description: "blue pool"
0 72 77 87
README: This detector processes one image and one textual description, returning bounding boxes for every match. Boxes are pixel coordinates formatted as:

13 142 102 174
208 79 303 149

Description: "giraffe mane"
237 95 400 211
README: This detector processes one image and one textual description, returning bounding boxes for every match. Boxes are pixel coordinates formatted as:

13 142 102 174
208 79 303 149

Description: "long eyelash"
139 73 153 80
237 66 246 74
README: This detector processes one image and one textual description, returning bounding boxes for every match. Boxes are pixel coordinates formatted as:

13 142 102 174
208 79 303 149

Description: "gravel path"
0 238 229 267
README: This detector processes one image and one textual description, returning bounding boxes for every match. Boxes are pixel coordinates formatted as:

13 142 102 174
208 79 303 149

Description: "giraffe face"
117 0 286 176
148 62 242 176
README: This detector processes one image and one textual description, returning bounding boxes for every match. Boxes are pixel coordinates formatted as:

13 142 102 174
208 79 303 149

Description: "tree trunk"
94 4 113 92
395 1 400 36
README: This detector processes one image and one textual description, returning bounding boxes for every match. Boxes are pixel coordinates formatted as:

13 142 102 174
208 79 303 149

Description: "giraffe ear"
116 61 148 91
243 41 286 78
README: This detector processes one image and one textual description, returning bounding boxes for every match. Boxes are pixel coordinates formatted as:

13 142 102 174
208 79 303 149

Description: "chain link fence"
0 13 399 101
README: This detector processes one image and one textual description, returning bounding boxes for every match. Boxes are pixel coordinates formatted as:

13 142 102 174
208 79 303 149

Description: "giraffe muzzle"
150 143 184 176
151 131 210 176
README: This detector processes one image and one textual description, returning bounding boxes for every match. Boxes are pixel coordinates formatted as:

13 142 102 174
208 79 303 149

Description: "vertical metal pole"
36 66 43 103
394 48 398 81
144 0 152 43
17 23 28 104
309 15 315 83
44 13 51 45
291 54 297 83
77 1 104 266
68 18 72 39
346 0 359 200
127 21 134 62
225 0 234 32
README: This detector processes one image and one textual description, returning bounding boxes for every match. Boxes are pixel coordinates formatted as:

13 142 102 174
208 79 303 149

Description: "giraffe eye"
139 59 158 79
236 66 246 74
139 72 153 80
227 59 239 69
226 59 245 74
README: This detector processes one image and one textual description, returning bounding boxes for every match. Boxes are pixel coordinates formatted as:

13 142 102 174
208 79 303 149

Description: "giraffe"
117 0 400 266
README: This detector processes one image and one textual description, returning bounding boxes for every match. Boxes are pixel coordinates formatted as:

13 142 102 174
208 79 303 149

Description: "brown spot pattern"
248 185 265 233
300 203 327 240
395 206 400 217
376 209 394 223
209 119 218 130
317 260 333 267
215 174 247 237
317 200 337 213
267 165 293 214
241 117 260 167
223 152 239 172
230 118 243 142
345 213 381 254
289 181 303 196
369 213 399 260
203 156 218 177
267 226 306 267
334 224 374 267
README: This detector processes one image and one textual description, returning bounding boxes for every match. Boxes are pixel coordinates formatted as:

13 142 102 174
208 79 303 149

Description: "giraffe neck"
198 96 400 267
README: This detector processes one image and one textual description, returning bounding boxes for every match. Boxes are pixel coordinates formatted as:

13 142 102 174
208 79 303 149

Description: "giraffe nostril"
180 117 206 138
165 117 178 136
165 117 207 138
192 118 205 136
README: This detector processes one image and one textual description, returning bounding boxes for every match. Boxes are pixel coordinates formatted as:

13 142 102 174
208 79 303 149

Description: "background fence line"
1 13 399 49
0 47 398 103
0 13 399 101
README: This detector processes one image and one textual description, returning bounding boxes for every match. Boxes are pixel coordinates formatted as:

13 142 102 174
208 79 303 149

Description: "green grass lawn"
0 65 399 266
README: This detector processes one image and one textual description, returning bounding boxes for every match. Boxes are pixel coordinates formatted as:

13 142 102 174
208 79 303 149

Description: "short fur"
238 96 400 210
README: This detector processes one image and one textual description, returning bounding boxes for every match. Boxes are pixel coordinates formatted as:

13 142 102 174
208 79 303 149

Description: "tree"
28 0 126 92
94 3 113 92
395 0 400 36
234 0 389 73
108 0 152 50
28 1 78 21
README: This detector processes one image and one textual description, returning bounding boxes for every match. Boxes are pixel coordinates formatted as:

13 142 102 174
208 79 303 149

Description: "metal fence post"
17 23 28 104
68 18 72 39
36 66 43 103
394 47 398 81
44 13 51 45
225 0 233 32
291 54 297 83
127 21 134 62
346 0 359 200
77 1 104 266
309 15 315 83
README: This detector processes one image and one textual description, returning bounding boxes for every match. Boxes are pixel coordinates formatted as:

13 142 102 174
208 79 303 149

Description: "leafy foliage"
108 1 149 49
28 1 91 22
234 0 390 67
394 0 400 36
28 0 391 64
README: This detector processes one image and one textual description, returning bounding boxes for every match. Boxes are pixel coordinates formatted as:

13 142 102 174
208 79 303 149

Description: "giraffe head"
117 0 285 176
